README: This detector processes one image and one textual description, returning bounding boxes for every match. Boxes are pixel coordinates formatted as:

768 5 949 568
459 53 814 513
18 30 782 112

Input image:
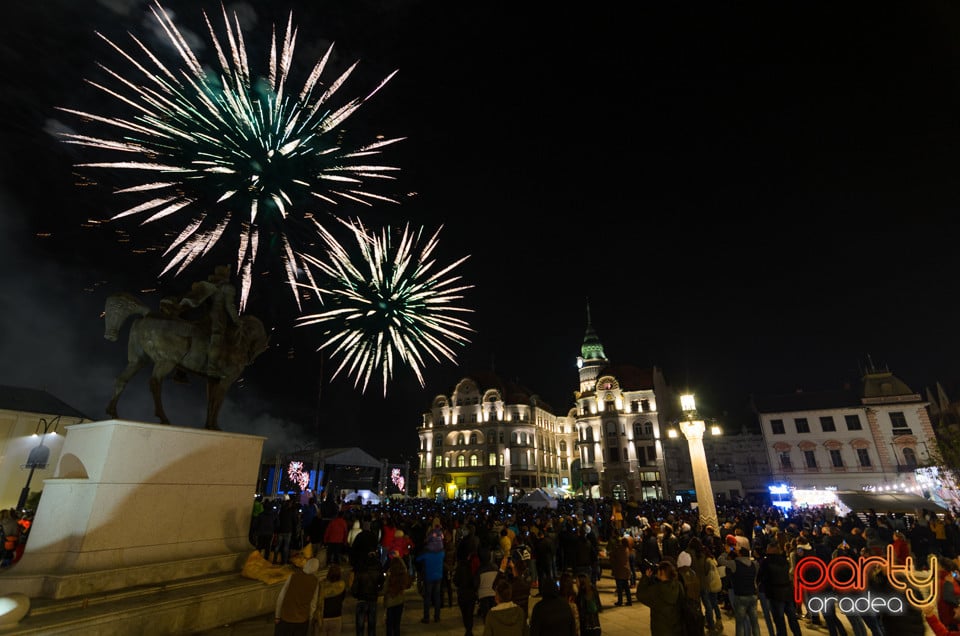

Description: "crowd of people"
255 492 960 636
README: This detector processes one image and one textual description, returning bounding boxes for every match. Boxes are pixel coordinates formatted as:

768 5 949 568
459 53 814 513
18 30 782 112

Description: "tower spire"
580 300 607 363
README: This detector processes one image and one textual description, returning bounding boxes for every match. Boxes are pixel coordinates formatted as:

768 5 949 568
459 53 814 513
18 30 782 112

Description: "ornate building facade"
571 309 675 500
416 310 697 501
416 373 576 499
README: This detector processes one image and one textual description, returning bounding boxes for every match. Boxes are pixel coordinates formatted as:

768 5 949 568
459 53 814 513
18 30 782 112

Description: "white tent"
519 488 558 509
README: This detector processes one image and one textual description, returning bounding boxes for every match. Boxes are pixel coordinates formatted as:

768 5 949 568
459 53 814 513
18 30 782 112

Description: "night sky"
2 1 960 462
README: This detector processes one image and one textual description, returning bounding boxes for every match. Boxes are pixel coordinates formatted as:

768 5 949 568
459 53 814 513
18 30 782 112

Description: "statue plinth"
0 420 265 600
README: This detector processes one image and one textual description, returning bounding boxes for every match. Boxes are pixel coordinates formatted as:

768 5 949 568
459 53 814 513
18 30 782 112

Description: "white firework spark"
296 217 474 396
58 1 403 310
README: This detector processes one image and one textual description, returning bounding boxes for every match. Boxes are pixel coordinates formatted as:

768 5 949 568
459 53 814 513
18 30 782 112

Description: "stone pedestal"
0 420 265 600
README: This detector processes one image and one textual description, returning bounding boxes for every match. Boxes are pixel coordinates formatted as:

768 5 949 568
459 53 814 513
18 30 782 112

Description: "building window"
607 446 620 463
559 441 567 453
457 434 465 446
830 449 843 468
804 450 817 468
631 401 639 413
779 452 792 469
470 433 478 445
488 452 496 466
820 416 836 432
641 399 650 412
644 422 653 436
903 447 917 468
561 458 568 470
890 412 908 428
434 455 442 468
606 421 617 437
499 453 504 466
499 432 504 443
457 455 465 467
435 435 443 448
856 448 872 467
647 445 657 461
444 456 451 468
487 432 495 444
795 418 810 434
845 415 862 431
470 454 479 467
771 419 785 435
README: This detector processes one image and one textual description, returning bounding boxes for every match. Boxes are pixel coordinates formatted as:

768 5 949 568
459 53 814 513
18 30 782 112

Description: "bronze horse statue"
102 292 269 430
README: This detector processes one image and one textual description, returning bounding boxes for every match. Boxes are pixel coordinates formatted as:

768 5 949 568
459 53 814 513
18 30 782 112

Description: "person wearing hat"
274 557 320 635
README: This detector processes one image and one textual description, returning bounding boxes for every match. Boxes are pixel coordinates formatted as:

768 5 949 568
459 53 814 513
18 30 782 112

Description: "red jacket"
323 517 349 545
938 569 960 631
388 532 413 559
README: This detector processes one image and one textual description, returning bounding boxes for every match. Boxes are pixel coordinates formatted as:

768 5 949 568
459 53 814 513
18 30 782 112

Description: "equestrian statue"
102 265 269 430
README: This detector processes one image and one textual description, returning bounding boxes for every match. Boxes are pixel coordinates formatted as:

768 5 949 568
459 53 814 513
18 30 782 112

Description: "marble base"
0 420 265 600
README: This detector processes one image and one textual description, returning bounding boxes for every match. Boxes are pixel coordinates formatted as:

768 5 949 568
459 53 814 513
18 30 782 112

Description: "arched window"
560 440 567 453
434 455 442 468
457 455 466 467
470 433 478 445
488 452 496 466
457 434 465 446
470 454 479 467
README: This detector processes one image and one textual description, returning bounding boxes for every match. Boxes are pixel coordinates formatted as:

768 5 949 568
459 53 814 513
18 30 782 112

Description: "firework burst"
296 217 474 396
58 1 403 310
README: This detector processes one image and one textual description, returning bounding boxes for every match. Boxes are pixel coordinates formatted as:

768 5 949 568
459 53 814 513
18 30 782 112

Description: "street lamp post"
677 395 719 532
17 416 60 511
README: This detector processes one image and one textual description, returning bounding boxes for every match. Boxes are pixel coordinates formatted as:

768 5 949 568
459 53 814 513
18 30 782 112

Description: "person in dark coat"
454 549 480 636
255 500 278 561
350 523 380 572
608 536 633 606
639 526 662 570
758 543 801 636
275 497 299 565
635 560 683 636
530 576 575 636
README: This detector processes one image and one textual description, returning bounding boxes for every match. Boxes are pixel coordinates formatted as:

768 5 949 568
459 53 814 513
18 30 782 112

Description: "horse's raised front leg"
150 361 178 424
107 357 147 420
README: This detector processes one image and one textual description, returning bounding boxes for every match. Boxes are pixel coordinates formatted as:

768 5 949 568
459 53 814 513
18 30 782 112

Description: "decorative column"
679 395 719 532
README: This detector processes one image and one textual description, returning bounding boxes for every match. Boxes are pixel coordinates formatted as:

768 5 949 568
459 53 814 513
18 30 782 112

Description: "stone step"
11 571 284 635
